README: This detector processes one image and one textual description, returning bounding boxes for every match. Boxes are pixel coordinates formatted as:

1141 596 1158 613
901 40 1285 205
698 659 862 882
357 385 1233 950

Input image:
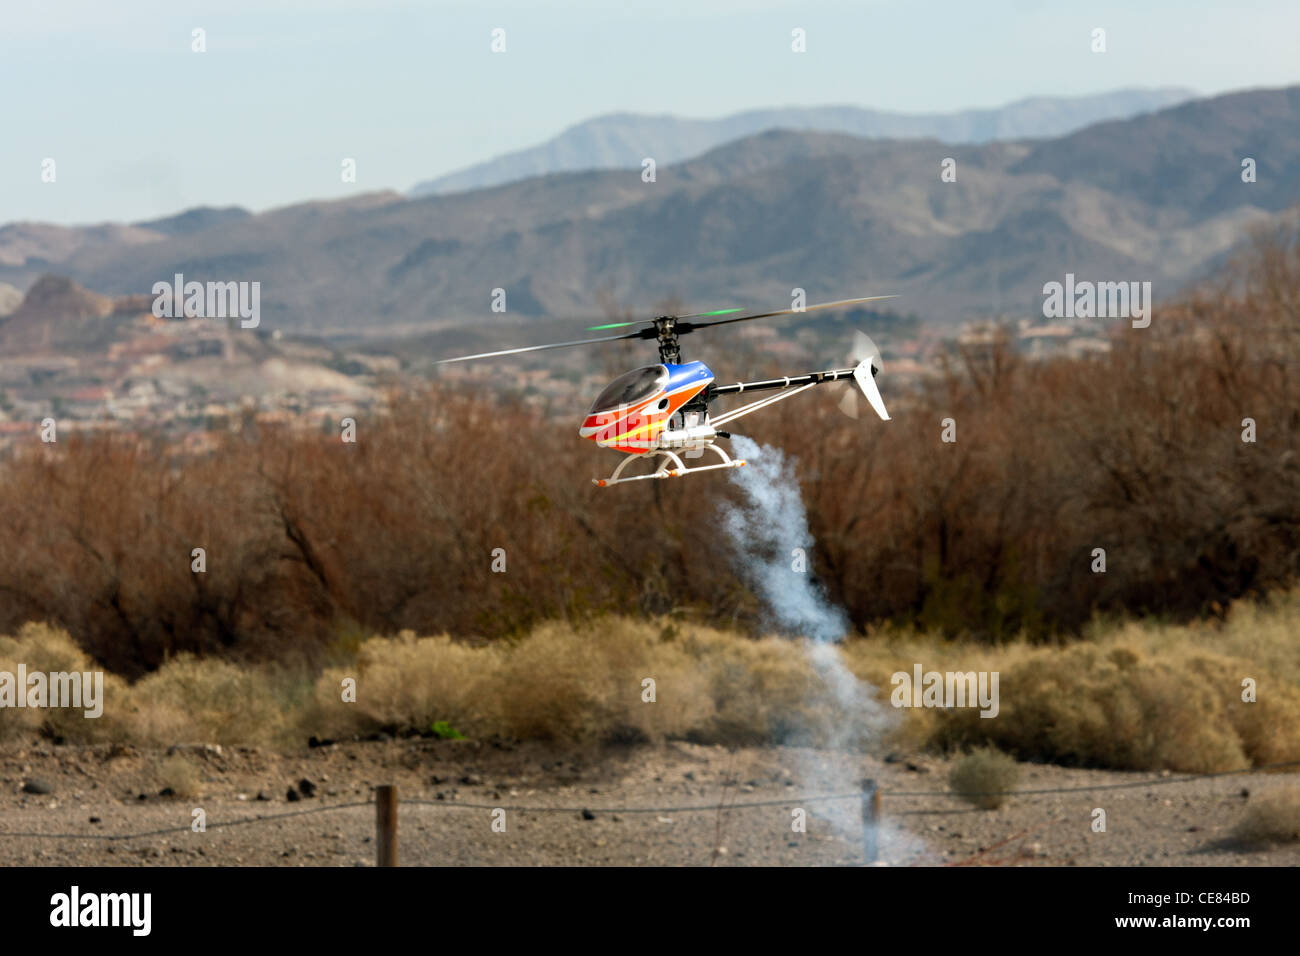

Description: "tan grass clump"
1233 788 1300 846
0 623 127 743
298 617 872 746
306 631 502 739
679 627 886 747
489 618 715 743
845 609 1300 773
948 747 1021 809
122 655 285 746
157 754 203 799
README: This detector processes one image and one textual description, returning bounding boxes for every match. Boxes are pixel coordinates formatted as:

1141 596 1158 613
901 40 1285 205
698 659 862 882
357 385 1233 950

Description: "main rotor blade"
585 306 744 331
439 295 897 363
435 329 647 364
680 295 899 333
680 306 745 319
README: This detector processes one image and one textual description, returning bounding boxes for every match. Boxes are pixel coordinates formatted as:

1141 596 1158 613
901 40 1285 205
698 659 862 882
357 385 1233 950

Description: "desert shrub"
1224 693 1300 768
1233 789 1300 846
297 617 882 746
842 627 1005 753
875 629 1300 774
304 631 502 739
919 644 1258 773
1 591 1296 773
1213 589 1300 687
122 655 285 746
495 617 737 743
679 628 891 747
300 618 716 743
948 747 1021 809
677 628 820 745
842 602 1300 772
0 623 128 743
301 618 883 746
157 754 202 799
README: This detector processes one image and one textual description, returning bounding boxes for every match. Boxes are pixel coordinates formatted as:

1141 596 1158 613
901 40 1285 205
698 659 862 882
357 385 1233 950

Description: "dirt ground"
1 738 1296 866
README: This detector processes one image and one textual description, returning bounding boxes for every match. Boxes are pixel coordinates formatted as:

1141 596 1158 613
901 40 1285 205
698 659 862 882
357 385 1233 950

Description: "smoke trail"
718 435 848 642
721 435 922 863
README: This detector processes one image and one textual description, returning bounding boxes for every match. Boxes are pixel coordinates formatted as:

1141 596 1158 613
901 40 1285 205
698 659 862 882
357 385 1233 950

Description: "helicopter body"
437 295 896 487
580 361 714 454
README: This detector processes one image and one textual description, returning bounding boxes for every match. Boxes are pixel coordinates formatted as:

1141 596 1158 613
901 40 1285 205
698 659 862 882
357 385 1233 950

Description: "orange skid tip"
738 460 747 466
594 479 608 487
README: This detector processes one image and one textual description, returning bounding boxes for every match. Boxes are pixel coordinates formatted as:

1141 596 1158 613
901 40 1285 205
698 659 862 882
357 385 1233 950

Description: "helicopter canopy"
588 365 668 414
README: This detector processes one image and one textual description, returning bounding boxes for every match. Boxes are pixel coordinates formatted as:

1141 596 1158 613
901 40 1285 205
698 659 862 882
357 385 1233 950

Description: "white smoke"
721 435 923 863
719 435 848 642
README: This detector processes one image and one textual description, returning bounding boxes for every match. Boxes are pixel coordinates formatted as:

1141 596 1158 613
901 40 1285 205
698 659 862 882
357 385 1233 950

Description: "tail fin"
853 359 890 421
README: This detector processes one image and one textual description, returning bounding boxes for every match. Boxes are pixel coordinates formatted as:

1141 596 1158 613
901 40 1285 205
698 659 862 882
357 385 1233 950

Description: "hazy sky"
3 0 1298 224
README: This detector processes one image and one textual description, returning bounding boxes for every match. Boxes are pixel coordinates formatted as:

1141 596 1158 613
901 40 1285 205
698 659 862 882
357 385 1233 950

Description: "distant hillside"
0 275 116 352
0 221 163 270
0 86 1296 338
411 88 1196 196
0 208 254 278
0 275 376 417
134 206 252 238
0 282 21 317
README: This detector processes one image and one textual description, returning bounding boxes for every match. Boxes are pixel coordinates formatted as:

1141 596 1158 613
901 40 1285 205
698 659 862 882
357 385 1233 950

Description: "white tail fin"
853 359 890 421
839 330 890 422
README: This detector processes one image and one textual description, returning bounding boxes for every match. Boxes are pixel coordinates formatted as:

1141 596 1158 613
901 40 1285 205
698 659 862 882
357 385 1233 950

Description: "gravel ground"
1 739 1296 866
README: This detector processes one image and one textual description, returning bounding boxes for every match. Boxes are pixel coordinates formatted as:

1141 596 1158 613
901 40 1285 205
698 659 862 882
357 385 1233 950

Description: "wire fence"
0 800 373 842
5 758 1297 855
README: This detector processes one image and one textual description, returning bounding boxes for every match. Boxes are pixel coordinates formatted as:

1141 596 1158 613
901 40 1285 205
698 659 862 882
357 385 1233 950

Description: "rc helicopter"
437 295 895 487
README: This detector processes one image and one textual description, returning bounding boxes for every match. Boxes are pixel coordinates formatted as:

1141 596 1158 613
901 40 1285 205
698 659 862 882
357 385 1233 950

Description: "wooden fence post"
861 778 881 865
376 784 398 867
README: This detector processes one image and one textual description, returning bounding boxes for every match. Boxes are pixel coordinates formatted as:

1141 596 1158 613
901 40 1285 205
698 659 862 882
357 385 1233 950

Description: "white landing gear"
592 442 746 487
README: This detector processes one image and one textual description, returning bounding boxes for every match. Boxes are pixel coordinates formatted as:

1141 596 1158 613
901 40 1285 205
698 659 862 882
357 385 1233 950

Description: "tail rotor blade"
850 330 882 372
843 330 889 421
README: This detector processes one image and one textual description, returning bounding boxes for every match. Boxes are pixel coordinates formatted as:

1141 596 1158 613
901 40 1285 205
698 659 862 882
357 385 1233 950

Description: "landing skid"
593 443 746 487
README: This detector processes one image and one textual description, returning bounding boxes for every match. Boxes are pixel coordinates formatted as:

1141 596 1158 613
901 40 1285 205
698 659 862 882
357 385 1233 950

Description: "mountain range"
410 89 1196 196
1 85 1297 347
